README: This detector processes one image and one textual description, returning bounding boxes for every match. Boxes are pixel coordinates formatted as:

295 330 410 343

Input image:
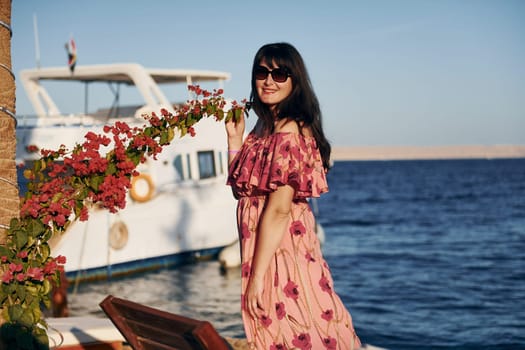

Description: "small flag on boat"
65 37 77 72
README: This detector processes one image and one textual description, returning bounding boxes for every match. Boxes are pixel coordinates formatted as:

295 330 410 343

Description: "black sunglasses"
254 66 291 83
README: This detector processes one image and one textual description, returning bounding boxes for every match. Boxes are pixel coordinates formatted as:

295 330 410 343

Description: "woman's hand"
245 274 265 319
225 111 245 150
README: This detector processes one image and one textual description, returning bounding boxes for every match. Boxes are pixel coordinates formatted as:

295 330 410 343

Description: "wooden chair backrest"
99 295 231 350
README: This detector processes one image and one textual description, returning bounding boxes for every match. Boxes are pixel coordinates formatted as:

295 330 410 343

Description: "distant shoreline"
331 145 525 161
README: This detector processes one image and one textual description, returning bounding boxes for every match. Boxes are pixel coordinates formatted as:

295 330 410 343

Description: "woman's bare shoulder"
274 119 298 133
274 119 313 137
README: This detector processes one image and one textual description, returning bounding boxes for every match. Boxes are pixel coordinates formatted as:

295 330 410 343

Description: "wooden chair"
99 295 233 350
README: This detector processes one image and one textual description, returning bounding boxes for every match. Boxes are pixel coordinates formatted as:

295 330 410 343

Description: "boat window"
186 154 192 180
197 151 216 179
173 155 184 180
218 151 224 175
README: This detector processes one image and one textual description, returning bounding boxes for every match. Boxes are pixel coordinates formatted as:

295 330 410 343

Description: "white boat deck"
48 316 125 349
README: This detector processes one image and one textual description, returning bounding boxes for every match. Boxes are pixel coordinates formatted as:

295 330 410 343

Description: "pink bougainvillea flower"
16 273 26 282
9 263 23 273
1 271 14 283
16 251 28 259
26 144 39 153
79 206 89 221
26 267 44 281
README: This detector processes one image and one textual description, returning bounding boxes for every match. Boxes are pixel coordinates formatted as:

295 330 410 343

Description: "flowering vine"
0 86 246 349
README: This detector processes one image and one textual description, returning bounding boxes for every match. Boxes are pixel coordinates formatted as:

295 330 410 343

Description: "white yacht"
16 63 239 282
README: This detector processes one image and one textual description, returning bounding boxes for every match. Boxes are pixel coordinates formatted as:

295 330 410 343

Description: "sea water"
67 158 525 350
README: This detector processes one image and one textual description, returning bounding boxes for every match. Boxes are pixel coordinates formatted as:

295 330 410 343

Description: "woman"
226 42 361 350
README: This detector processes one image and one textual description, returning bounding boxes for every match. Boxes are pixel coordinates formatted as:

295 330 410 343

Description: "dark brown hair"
250 42 331 169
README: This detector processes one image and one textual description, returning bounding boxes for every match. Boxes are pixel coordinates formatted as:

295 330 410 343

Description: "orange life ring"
130 173 155 203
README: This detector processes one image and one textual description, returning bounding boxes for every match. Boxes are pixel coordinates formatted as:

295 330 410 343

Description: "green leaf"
216 109 224 121
16 325 36 348
234 108 242 123
34 327 50 349
225 110 233 123
15 230 29 249
9 217 21 230
160 130 169 145
42 279 52 295
106 162 117 175
34 160 42 172
40 244 50 261
28 219 45 238
1 306 9 322
16 284 26 302
8 304 24 322
144 127 153 137
42 296 51 309
91 175 104 191
42 228 52 242
7 282 17 294
0 245 12 258
51 191 63 203
20 309 35 328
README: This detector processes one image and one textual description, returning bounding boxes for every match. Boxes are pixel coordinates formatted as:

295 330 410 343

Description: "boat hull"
16 117 239 282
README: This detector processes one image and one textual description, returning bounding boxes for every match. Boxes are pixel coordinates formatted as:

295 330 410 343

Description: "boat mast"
33 13 40 69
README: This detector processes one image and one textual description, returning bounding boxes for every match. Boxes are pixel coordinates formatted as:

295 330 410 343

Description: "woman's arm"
245 184 295 319
225 113 245 165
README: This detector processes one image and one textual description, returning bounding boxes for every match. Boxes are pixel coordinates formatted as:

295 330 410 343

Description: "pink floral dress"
228 131 361 350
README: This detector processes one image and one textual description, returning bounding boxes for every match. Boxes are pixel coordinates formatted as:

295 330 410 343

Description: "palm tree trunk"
0 0 18 326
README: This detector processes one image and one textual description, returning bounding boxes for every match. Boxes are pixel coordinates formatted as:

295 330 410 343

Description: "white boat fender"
315 223 325 246
218 240 241 269
109 221 129 250
130 173 155 202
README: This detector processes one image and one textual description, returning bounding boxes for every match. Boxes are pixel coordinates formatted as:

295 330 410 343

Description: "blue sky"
11 0 525 146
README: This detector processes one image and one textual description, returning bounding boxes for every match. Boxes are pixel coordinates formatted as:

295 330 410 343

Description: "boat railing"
16 113 136 128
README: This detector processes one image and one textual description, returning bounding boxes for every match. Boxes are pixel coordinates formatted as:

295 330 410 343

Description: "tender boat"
16 63 239 282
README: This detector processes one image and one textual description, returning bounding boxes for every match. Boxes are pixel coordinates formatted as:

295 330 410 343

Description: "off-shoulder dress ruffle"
227 132 328 199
